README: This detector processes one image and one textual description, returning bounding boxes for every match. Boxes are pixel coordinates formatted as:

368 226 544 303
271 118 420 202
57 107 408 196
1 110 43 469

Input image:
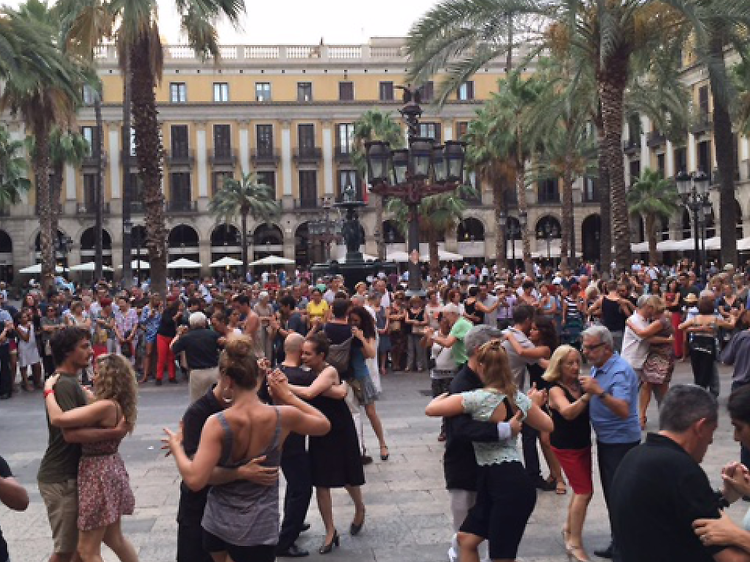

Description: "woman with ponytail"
164 335 330 562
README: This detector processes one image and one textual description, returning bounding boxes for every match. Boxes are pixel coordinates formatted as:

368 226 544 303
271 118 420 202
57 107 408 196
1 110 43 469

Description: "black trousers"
732 381 750 467
177 513 212 562
0 344 11 398
276 451 313 552
598 439 639 561
521 424 542 481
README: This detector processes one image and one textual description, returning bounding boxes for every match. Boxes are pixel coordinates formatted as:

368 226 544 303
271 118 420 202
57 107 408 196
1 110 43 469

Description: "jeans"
598 440 640 561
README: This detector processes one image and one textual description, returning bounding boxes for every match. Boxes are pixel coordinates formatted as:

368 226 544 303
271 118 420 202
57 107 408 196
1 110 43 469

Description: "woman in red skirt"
543 345 592 562
665 279 683 359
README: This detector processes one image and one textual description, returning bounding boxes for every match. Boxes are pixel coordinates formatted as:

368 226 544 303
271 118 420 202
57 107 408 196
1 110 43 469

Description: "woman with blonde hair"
543 345 592 562
425 340 553 562
43 353 139 562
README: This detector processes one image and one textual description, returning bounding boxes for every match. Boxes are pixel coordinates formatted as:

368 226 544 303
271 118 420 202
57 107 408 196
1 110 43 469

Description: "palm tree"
0 1 83 292
57 0 246 295
405 0 746 272
0 125 31 210
387 186 475 280
734 58 750 134
627 168 681 266
351 109 404 260
209 173 281 280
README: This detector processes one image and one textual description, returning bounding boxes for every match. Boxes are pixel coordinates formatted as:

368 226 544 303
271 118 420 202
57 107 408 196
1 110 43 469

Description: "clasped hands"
692 462 750 547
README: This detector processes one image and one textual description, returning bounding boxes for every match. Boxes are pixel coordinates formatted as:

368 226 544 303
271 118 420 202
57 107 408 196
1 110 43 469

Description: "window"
170 82 187 103
212 171 233 196
213 125 232 158
339 81 354 101
583 177 599 202
256 125 274 156
657 154 665 177
213 82 229 102
255 82 271 102
538 179 559 203
698 140 711 178
297 82 313 102
83 174 97 210
336 123 354 154
82 85 96 105
170 125 189 158
698 85 709 116
673 146 687 174
457 81 474 101
419 122 441 143
80 126 97 155
170 173 192 207
338 170 361 201
419 81 434 102
629 160 641 183
379 81 394 101
256 171 276 193
298 124 316 152
299 171 317 206
456 121 470 141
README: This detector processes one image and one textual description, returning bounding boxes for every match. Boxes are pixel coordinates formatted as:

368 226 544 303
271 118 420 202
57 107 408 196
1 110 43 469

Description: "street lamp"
365 86 466 296
56 233 73 273
309 196 342 262
537 220 560 263
676 170 710 277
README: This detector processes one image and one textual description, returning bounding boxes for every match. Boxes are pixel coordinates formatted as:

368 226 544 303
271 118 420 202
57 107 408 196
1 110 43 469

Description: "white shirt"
620 311 650 369
502 328 536 390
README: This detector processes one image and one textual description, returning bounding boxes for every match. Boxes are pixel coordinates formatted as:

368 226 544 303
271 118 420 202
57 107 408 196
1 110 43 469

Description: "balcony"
294 198 319 210
81 151 108 168
294 147 322 164
335 146 353 163
690 112 713 135
76 202 111 215
646 131 666 148
251 149 280 167
622 137 639 155
167 200 198 213
210 148 237 168
165 149 195 168
711 167 741 186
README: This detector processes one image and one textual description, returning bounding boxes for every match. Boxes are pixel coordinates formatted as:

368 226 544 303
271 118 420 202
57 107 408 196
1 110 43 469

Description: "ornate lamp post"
366 86 466 296
676 170 710 277
308 195 342 263
537 220 560 263
56 233 73 271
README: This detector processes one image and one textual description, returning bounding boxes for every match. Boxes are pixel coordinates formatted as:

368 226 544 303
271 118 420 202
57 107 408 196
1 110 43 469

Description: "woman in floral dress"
44 353 139 562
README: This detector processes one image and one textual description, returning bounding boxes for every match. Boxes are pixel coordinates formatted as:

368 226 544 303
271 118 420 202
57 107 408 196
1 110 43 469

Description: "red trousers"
156 334 176 381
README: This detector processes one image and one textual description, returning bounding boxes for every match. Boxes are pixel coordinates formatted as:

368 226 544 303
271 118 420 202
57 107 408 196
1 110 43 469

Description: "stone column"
195 121 209 198
321 120 334 196
280 120 293 209
238 120 251 175
640 115 650 167
688 133 697 172
666 140 675 178
108 122 121 200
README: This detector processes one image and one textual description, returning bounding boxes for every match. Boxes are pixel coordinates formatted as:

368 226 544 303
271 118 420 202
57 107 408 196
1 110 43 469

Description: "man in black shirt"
276 333 316 558
612 385 750 562
177 380 279 562
171 312 224 403
0 454 29 562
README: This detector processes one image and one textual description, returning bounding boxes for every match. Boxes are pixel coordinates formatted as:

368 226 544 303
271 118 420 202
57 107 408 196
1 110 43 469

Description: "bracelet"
44 389 55 398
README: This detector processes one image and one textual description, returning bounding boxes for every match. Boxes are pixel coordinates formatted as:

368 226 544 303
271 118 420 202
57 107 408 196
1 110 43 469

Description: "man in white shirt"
620 295 655 380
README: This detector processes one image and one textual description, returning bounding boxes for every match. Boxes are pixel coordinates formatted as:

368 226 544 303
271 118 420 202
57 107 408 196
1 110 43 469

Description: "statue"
341 211 362 254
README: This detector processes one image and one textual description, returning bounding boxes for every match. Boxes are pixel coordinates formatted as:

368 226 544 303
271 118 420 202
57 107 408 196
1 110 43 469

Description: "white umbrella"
167 257 202 269
385 250 410 263
18 264 67 274
631 241 649 253
249 255 295 266
438 249 464 261
738 237 750 251
117 260 151 270
336 253 378 263
209 256 243 267
69 262 114 272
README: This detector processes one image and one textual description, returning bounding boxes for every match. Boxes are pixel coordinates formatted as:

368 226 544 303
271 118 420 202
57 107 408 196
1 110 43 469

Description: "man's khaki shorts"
38 479 78 554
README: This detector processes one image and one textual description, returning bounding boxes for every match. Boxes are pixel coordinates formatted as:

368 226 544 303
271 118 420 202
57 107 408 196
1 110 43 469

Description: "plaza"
1 361 748 562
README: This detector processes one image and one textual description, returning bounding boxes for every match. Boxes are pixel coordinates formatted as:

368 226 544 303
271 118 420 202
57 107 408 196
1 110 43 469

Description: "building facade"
0 37 747 280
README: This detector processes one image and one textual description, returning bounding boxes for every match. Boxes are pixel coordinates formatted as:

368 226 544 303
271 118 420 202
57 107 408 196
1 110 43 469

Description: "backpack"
327 337 352 375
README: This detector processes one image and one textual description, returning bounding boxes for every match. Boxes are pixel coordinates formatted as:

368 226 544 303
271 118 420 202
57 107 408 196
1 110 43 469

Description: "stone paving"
1 361 748 562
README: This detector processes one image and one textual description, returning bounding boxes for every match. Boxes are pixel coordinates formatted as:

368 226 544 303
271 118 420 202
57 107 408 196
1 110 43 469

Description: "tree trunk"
709 36 737 268
598 56 631 274
646 214 658 266
241 211 248 281
515 133 532 277
560 169 574 269
494 183 507 272
33 116 54 294
93 97 104 281
130 39 167 295
50 163 62 254
596 116 612 277
505 13 514 72
120 51 133 288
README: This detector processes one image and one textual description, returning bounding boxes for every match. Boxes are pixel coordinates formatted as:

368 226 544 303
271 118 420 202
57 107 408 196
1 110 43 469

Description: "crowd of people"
6 256 750 561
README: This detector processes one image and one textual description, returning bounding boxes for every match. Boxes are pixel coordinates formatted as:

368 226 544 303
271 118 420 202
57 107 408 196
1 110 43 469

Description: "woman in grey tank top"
164 335 331 562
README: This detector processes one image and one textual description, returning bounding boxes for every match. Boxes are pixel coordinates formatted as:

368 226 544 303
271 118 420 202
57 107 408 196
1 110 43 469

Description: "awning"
69 262 114 272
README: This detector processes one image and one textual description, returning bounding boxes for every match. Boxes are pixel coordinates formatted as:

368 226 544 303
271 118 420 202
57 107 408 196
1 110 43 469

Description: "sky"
4 0 441 44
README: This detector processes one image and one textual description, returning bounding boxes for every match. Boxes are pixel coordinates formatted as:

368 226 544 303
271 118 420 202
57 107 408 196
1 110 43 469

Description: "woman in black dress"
287 333 365 554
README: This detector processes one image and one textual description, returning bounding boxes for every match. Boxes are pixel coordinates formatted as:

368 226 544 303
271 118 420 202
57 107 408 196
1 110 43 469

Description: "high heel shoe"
567 544 591 562
350 509 366 535
318 530 339 554
380 445 389 461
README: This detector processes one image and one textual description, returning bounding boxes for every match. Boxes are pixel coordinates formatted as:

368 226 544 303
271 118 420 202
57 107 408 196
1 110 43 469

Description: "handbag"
428 345 444 370
349 378 365 402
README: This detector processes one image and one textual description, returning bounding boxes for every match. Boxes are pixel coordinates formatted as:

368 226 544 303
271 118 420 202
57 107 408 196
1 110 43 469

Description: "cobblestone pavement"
1 362 748 561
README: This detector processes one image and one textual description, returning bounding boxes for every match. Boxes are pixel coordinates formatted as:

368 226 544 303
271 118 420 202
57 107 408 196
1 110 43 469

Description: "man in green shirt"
424 303 473 369
38 327 125 562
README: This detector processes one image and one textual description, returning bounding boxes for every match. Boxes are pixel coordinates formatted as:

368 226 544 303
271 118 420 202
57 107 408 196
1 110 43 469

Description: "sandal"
568 544 591 562
380 445 390 461
556 479 568 495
